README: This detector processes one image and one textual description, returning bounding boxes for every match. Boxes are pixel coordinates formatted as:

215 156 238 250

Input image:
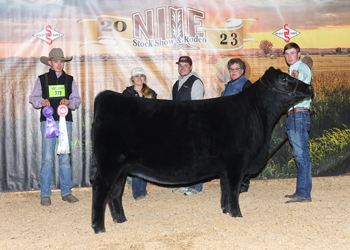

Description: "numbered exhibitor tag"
48 85 65 98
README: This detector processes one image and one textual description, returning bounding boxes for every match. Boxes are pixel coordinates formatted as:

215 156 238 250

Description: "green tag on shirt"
48 85 65 98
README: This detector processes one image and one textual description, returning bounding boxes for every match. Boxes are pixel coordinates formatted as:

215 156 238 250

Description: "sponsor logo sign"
273 24 300 42
33 25 64 45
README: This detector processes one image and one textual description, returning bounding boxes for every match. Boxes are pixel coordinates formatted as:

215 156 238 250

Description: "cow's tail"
89 154 98 184
89 90 114 184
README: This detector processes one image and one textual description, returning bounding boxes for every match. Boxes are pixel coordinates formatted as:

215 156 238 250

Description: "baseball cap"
176 56 192 66
131 67 146 77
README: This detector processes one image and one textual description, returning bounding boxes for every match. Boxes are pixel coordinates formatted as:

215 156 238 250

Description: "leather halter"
259 76 298 98
259 76 299 133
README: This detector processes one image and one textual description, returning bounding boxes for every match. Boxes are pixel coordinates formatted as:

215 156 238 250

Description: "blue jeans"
286 111 312 200
40 121 73 197
186 183 203 192
132 177 147 199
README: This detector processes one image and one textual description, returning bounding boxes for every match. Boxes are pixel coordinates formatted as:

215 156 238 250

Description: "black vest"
39 69 73 122
172 75 201 100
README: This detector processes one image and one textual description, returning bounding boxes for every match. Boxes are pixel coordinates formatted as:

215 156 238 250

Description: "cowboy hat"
40 48 73 65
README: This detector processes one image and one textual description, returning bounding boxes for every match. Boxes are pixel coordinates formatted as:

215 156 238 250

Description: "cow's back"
92 88 268 175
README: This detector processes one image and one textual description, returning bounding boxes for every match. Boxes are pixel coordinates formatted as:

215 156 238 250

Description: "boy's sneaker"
126 177 132 186
184 188 199 195
172 187 188 194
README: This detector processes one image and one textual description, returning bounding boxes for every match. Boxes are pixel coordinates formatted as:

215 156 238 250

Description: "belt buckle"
289 108 307 116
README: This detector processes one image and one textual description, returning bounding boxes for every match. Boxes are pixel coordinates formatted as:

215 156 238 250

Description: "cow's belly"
127 162 219 186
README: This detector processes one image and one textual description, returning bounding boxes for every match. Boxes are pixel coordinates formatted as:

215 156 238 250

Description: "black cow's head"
260 67 313 102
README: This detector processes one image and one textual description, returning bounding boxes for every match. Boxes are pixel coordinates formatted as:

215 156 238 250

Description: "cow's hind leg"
91 170 123 233
107 172 127 223
220 171 245 217
91 173 108 233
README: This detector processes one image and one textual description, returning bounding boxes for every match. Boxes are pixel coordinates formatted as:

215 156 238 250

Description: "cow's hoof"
222 208 229 214
222 209 242 217
221 205 230 214
113 217 127 223
92 225 106 234
231 211 243 217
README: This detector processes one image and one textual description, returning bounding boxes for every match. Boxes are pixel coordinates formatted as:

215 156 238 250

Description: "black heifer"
91 67 313 233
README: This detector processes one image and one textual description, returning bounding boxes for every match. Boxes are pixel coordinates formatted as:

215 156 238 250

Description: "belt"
288 108 309 115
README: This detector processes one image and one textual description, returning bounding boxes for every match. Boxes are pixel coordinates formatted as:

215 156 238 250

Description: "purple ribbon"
42 106 60 138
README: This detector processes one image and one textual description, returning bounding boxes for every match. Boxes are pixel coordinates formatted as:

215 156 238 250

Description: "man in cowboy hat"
29 48 81 206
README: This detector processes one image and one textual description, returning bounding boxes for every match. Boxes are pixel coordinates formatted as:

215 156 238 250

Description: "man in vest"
171 56 205 195
29 48 81 206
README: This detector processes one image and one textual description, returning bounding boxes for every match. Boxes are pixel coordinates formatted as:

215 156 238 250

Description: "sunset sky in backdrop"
0 0 349 58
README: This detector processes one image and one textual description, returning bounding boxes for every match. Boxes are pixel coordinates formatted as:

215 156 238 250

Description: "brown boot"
62 194 79 203
284 193 297 198
41 196 51 206
286 197 312 203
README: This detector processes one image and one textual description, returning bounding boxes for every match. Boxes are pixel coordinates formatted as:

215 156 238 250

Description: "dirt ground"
0 176 349 250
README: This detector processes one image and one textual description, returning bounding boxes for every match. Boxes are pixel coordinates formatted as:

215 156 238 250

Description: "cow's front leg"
220 171 244 217
220 177 229 213
108 173 127 223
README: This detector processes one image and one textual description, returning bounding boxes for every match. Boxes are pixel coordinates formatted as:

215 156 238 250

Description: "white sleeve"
191 79 204 100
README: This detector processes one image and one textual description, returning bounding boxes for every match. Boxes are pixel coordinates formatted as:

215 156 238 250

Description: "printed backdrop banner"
78 12 256 51
1 0 350 192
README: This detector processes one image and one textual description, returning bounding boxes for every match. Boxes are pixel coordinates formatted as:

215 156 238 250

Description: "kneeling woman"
122 67 157 200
